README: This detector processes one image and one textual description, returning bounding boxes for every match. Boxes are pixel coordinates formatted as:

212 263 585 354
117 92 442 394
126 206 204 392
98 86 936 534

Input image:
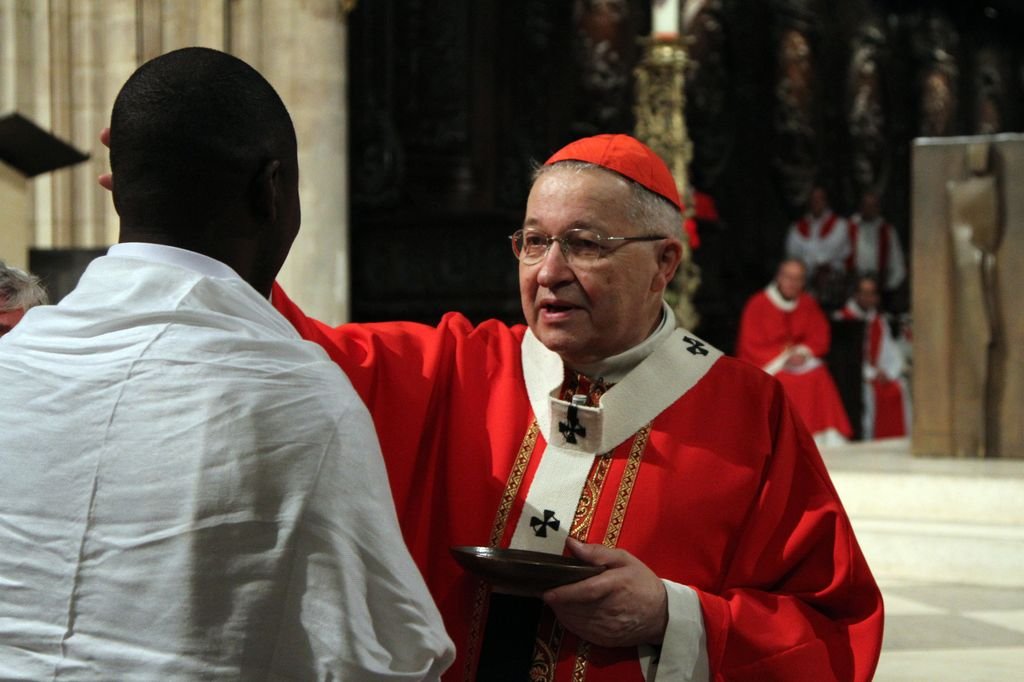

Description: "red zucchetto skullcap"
544 133 699 247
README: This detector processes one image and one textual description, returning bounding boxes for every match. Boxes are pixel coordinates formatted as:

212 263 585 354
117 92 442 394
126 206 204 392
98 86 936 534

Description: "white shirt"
848 214 907 290
0 244 454 680
785 209 851 273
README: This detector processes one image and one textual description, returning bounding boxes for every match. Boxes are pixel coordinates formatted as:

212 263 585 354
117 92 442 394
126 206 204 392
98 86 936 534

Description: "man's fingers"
543 570 612 605
566 537 629 568
100 127 110 147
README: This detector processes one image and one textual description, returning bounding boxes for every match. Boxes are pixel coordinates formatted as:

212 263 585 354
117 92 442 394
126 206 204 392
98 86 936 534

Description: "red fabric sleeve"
695 383 883 681
270 283 529 569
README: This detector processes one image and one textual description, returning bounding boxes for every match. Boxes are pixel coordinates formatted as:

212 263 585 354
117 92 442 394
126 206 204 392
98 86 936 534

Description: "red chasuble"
273 285 881 682
736 289 853 443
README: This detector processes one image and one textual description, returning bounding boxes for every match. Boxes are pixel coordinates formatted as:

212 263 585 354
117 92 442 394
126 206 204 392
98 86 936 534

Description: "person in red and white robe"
736 259 853 447
785 186 850 302
273 136 882 681
846 190 906 293
837 275 910 440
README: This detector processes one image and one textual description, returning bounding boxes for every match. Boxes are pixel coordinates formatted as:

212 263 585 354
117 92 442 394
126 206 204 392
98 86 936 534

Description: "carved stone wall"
347 0 1024 351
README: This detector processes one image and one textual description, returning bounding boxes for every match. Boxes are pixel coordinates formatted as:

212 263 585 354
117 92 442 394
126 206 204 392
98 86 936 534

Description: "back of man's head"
110 47 296 242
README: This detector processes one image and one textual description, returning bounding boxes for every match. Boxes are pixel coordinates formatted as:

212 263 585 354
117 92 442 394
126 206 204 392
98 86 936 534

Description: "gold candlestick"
634 35 701 329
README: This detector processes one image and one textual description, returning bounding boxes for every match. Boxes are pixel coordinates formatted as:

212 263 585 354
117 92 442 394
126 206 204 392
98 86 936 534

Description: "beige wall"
0 0 352 323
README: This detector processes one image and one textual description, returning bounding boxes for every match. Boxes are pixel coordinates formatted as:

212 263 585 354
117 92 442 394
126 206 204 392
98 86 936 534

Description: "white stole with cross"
509 320 723 554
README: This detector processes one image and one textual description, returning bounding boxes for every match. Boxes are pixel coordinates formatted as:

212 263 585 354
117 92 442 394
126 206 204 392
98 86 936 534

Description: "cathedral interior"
1 1 1023 679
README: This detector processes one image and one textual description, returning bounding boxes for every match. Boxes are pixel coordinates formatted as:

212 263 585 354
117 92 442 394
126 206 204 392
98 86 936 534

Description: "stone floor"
818 438 1024 679
875 578 1024 681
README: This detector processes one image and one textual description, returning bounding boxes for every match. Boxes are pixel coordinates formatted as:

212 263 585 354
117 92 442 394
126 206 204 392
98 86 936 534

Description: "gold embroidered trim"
572 641 592 682
603 423 650 548
572 422 651 682
570 453 613 540
529 623 564 682
490 420 540 545
462 579 491 682
463 420 541 682
530 449 609 682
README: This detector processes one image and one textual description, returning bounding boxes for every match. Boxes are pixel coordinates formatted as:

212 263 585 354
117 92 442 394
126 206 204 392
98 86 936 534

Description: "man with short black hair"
0 47 453 680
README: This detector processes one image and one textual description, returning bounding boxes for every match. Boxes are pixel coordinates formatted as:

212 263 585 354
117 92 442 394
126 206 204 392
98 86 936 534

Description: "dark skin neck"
115 159 289 299
118 224 272 297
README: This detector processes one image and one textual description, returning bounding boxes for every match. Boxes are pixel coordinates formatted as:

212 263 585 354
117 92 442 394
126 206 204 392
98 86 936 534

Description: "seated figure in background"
836 275 910 440
0 261 48 337
737 258 853 447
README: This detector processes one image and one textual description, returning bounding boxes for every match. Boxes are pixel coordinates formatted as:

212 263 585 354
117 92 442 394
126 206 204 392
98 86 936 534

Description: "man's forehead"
525 169 630 229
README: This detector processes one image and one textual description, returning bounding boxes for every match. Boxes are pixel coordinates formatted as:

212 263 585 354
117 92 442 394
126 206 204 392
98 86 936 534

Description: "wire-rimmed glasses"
509 228 665 266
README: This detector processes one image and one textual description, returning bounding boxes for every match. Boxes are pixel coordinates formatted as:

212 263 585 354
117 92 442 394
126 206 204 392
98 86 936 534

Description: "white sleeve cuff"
638 581 709 682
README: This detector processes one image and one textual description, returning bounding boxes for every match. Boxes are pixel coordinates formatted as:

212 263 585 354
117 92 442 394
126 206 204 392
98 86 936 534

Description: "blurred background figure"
845 190 907 309
736 258 853 447
837 275 911 441
0 261 48 338
784 186 850 309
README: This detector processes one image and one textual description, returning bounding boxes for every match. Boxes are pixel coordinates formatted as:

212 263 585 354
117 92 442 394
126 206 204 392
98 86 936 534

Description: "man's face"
0 307 26 338
855 279 880 312
808 187 827 217
860 192 880 220
519 168 679 368
776 261 807 301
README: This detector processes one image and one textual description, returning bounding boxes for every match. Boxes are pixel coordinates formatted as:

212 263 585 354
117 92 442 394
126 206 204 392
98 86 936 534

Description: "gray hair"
531 161 684 241
0 261 49 311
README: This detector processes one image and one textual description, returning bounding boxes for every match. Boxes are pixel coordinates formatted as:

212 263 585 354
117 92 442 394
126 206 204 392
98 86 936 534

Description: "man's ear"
651 239 684 292
252 159 282 224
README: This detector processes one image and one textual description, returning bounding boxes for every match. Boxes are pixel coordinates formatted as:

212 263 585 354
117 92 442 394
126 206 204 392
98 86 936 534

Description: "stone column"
238 0 351 324
69 0 101 247
2 0 350 320
47 0 76 248
28 0 54 249
99 0 137 246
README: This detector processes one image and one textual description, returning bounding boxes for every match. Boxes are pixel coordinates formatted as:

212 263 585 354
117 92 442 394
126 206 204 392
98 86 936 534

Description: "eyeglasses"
509 228 665 265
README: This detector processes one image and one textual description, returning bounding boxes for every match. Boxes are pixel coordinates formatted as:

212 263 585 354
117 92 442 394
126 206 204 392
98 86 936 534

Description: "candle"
652 0 680 37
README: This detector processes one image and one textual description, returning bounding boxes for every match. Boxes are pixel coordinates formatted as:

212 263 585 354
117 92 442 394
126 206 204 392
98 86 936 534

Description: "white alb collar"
571 301 675 383
108 242 242 281
765 282 798 312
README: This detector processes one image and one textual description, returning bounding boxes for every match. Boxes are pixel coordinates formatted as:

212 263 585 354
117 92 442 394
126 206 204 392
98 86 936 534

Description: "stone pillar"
69 0 101 246
27 0 54 249
2 0 351 321
100 0 137 246
48 0 74 248
240 0 351 324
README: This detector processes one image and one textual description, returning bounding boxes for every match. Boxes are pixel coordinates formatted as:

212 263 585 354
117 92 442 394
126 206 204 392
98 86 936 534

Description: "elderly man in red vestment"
836 275 910 440
736 258 853 447
103 132 883 681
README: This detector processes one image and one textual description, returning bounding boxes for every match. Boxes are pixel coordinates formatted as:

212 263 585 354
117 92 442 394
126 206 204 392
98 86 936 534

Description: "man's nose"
535 241 575 287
